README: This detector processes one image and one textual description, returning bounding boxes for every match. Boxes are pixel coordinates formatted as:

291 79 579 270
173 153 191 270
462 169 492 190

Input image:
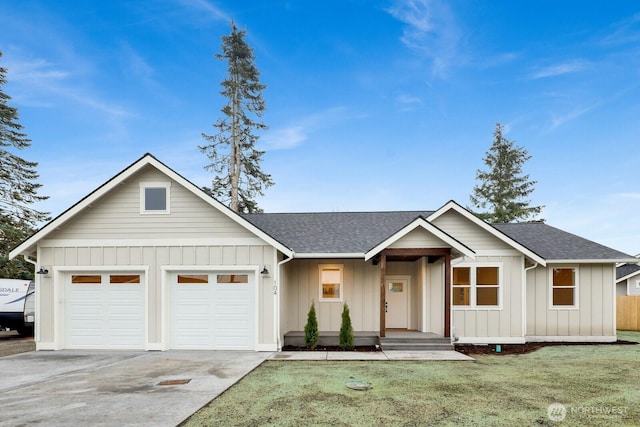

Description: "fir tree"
0 51 49 278
339 303 354 350
304 301 319 350
200 21 273 213
470 123 543 223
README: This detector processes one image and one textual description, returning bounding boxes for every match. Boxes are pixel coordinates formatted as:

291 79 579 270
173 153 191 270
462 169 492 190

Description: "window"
476 267 499 306
452 264 501 308
452 267 471 306
71 275 102 284
551 267 578 308
319 264 343 302
217 274 249 284
140 182 171 214
109 275 140 284
177 274 209 284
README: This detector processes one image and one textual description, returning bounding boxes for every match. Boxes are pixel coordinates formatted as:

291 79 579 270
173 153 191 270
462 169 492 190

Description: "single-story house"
10 154 637 351
616 262 640 296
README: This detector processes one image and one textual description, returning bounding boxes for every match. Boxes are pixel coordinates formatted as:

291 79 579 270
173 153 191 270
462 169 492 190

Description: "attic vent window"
140 182 171 214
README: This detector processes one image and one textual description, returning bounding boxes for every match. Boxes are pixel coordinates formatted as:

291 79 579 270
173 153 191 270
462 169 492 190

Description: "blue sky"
1 0 639 254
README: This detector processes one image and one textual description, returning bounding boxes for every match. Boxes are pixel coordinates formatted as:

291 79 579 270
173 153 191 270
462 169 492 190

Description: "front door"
386 277 409 329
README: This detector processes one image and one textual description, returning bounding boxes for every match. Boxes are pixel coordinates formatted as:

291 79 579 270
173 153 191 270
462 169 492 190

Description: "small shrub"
304 301 319 349
339 303 354 350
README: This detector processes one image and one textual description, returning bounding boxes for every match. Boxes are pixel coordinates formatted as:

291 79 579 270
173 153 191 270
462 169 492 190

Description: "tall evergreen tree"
0 51 49 278
470 123 543 223
199 21 273 213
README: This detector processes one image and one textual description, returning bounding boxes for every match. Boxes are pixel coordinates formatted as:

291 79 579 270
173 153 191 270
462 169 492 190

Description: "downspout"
24 255 39 343
275 253 294 351
522 261 539 341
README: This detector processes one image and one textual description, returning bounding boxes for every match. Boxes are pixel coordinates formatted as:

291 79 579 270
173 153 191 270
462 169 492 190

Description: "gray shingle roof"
617 263 640 280
243 210 633 262
492 222 633 261
243 211 432 254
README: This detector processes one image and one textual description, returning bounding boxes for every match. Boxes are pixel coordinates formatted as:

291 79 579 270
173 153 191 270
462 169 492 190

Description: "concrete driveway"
0 350 271 426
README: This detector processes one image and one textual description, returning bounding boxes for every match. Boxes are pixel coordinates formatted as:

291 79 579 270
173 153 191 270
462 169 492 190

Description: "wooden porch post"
379 252 386 337
444 253 451 338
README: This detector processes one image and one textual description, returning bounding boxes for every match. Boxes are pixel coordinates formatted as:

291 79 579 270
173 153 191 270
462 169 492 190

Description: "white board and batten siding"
526 263 616 342
34 166 278 351
452 256 525 344
431 210 513 252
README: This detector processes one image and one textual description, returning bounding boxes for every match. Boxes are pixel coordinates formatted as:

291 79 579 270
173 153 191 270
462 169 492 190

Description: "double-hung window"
319 264 343 302
452 264 501 308
551 267 578 308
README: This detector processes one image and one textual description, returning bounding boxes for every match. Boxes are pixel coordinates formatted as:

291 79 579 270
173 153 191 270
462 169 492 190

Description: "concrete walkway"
270 350 475 361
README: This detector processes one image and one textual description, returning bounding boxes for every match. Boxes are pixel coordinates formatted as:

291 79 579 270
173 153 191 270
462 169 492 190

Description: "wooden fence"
617 296 640 331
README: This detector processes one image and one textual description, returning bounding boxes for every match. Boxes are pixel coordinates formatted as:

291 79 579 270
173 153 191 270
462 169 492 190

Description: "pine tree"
199 21 273 213
304 301 319 350
0 51 49 278
470 123 543 223
339 303 354 350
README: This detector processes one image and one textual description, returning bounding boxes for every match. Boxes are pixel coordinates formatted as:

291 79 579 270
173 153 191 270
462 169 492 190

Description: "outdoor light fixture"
36 267 49 275
260 266 269 275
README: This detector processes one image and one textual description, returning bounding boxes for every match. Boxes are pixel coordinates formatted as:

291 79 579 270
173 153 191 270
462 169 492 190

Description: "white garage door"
171 272 255 350
64 273 145 349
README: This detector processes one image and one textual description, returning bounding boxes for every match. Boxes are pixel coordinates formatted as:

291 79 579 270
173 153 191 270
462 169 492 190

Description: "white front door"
386 277 409 329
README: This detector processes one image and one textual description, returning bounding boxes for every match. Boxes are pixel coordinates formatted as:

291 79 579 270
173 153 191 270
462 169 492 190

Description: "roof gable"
428 201 547 265
10 154 293 259
364 217 475 261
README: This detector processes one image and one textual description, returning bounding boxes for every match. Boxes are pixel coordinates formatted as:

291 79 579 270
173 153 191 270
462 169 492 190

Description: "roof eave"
548 258 639 264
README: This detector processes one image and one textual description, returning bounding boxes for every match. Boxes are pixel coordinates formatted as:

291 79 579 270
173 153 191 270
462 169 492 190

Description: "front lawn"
184 331 640 426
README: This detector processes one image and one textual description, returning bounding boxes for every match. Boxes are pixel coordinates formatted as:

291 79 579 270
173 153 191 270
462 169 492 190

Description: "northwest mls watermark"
547 402 629 422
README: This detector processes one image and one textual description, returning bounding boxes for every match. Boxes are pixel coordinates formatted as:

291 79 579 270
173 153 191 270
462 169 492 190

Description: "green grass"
185 331 640 426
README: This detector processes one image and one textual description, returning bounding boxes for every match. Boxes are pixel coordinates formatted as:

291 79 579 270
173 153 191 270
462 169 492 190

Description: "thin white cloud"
261 106 364 151
530 60 589 79
4 52 132 118
387 0 462 78
396 94 423 111
550 102 599 130
600 13 640 45
177 0 231 22
119 42 155 84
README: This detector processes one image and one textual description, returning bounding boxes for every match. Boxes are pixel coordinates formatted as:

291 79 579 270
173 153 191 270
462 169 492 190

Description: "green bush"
304 301 319 349
339 303 354 350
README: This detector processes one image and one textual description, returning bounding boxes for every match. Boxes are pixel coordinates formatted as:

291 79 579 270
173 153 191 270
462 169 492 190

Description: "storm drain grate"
158 379 191 386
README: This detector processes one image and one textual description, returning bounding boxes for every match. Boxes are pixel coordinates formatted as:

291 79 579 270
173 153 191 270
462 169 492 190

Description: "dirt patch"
456 340 638 355
0 331 35 357
282 345 380 352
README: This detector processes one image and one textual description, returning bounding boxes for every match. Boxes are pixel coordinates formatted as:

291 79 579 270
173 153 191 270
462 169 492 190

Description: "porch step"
379 336 454 351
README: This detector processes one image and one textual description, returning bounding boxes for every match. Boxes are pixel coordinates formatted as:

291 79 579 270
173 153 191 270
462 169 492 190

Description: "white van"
0 279 35 336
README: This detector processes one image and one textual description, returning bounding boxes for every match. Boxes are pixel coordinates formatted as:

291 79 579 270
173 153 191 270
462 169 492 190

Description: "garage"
64 272 145 349
170 271 255 350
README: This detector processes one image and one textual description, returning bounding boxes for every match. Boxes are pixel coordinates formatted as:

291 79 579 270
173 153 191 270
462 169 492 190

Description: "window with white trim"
140 182 171 214
319 264 343 302
452 264 501 308
551 267 578 308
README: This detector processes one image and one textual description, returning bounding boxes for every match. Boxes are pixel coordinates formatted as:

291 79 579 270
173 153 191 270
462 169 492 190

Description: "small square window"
140 182 171 214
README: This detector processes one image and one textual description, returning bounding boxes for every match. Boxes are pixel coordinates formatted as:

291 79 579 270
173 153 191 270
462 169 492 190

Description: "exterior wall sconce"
37 267 49 275
260 266 269 275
